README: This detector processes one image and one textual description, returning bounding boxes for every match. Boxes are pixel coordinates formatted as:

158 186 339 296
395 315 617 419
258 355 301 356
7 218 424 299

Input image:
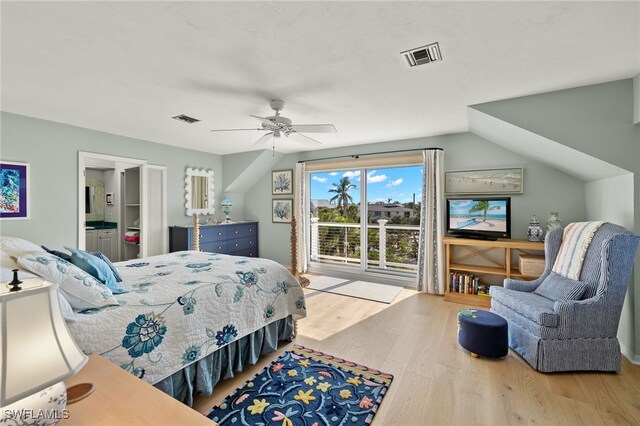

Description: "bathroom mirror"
185 168 215 216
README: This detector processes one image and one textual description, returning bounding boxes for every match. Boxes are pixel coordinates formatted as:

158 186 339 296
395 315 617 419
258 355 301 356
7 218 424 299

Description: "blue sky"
310 165 423 204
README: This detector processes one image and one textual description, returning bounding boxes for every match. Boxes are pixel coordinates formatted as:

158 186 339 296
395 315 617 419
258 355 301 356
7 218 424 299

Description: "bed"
1 239 306 407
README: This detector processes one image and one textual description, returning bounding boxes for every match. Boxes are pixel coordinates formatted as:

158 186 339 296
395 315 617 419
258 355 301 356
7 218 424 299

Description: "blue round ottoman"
457 309 508 358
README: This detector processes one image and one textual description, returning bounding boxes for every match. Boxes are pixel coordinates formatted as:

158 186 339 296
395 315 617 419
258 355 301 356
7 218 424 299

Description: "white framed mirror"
185 168 215 216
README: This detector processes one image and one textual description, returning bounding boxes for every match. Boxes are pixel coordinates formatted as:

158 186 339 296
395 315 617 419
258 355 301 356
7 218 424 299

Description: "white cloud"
385 178 403 187
312 176 328 183
366 170 388 184
342 171 361 180
329 172 339 176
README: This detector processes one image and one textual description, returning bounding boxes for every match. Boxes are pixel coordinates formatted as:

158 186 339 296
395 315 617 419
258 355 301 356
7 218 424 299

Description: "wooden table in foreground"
62 354 212 425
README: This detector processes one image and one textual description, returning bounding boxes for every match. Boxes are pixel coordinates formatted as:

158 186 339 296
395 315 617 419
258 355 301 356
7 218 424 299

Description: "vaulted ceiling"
1 1 638 155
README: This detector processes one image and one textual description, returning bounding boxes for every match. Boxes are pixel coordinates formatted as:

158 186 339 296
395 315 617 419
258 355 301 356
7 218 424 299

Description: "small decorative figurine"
527 215 544 242
546 212 563 233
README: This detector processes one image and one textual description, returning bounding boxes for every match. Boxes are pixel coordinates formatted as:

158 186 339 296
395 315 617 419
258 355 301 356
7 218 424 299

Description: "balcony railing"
310 218 420 273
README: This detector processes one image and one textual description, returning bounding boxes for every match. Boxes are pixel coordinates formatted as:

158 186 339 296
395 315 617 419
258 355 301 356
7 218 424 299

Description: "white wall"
633 73 640 125
585 174 634 228
104 169 118 224
585 173 636 361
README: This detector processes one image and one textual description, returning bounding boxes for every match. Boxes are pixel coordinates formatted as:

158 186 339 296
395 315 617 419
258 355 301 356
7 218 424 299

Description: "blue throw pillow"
41 245 72 262
91 252 123 283
534 272 587 301
65 247 127 294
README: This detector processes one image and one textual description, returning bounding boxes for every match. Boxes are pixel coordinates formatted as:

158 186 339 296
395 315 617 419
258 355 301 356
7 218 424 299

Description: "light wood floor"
193 285 640 425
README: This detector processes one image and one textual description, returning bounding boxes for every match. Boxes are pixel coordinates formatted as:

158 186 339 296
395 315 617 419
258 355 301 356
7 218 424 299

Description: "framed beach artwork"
272 199 293 223
445 167 523 195
0 161 30 220
272 170 293 195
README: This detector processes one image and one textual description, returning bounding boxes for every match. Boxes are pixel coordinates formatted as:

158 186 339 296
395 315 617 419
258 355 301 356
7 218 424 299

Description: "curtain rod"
297 147 443 164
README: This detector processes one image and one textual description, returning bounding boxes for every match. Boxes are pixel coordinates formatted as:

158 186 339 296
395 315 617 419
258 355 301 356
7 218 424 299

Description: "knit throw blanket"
552 221 604 280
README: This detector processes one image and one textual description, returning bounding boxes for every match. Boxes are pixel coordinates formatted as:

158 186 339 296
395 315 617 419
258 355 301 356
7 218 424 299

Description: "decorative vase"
527 215 544 242
546 212 563 233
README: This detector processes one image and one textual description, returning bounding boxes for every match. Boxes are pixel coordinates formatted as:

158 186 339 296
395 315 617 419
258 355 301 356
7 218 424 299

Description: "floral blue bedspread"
66 251 307 384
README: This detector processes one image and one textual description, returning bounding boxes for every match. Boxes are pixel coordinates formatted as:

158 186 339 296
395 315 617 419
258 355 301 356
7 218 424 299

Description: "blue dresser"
169 221 259 257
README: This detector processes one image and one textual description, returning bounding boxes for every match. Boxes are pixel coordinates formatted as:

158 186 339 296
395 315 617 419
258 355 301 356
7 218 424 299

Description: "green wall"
237 132 587 267
0 112 223 248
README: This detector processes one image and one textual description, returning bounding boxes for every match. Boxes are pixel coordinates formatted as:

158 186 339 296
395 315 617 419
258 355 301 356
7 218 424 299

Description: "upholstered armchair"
490 223 639 372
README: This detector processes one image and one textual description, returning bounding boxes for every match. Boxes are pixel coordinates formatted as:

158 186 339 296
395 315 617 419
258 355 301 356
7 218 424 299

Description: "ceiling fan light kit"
211 99 336 150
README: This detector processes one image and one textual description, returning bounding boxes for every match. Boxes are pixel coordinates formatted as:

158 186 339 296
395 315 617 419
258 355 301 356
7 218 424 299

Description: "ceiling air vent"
401 42 442 67
172 114 200 124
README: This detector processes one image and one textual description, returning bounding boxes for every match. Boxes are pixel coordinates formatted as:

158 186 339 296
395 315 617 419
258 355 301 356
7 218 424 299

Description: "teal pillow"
65 247 126 294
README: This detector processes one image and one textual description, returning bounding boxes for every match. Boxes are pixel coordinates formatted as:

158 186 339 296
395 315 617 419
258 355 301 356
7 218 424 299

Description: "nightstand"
62 354 212 425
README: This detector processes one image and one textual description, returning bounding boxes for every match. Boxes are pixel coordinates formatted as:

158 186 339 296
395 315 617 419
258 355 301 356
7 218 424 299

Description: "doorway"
77 152 167 259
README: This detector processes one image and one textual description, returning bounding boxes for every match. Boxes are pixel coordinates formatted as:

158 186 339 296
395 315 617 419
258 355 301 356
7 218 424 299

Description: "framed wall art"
445 167 523 195
272 170 293 195
272 199 293 223
0 161 30 220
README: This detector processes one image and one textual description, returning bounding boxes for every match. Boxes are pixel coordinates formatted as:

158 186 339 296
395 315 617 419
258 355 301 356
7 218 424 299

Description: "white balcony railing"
310 218 420 273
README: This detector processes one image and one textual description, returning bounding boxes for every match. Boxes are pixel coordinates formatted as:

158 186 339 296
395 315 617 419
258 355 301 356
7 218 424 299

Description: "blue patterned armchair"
490 223 639 372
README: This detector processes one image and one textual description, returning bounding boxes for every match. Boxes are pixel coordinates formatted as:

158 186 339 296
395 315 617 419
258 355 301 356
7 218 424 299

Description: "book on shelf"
448 272 490 296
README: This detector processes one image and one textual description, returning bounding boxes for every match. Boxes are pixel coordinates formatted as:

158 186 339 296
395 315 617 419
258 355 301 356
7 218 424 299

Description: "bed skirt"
153 316 295 406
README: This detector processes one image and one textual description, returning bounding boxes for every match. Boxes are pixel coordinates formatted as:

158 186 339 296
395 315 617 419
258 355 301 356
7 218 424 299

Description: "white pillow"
0 236 45 258
16 252 118 310
57 290 77 322
0 250 38 282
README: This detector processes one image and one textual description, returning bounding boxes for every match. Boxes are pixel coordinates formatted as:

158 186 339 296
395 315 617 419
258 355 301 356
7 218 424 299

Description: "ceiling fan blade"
250 115 276 128
210 128 263 132
288 131 322 145
290 124 337 133
252 132 273 147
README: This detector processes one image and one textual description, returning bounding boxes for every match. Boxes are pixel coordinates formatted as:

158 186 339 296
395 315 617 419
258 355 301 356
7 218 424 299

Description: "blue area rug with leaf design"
207 345 393 425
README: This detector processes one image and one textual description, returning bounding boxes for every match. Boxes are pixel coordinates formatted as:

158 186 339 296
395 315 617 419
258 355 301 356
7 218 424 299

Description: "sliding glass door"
309 164 423 276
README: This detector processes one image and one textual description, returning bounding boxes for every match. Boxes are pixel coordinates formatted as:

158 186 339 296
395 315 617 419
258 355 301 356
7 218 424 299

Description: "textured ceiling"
1 1 638 155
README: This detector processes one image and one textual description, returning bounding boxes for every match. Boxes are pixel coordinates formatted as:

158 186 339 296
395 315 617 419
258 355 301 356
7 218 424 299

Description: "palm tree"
328 177 357 216
469 200 500 222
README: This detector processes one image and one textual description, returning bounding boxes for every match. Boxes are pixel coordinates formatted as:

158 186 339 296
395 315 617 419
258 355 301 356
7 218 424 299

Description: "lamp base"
0 382 67 425
66 383 95 404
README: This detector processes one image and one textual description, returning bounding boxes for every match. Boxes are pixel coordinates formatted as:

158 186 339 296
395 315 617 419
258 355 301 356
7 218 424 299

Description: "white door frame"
77 151 146 250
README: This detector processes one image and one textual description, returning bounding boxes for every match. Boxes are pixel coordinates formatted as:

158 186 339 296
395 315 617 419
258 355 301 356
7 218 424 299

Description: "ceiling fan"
210 99 336 148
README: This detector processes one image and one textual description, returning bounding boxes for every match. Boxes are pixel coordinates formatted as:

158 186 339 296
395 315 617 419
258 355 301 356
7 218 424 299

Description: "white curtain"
417 149 445 294
294 162 307 273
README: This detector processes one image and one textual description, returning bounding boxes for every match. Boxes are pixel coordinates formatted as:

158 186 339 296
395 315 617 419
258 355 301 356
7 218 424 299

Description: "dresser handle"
218 246 222 250
249 241 252 245
218 232 222 236
235 230 238 234
235 243 239 247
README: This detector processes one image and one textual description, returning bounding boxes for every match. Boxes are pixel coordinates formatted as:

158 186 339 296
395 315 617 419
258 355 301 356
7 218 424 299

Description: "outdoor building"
368 203 415 219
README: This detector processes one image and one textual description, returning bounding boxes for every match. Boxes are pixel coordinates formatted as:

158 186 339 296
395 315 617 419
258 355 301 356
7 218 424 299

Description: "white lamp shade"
1 280 88 406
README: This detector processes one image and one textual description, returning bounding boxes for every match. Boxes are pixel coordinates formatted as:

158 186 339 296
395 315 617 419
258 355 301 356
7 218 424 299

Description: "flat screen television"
446 197 511 240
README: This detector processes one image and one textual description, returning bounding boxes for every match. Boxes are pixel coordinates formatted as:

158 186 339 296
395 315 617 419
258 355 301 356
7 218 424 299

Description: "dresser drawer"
201 241 229 254
228 236 256 253
200 226 228 243
227 224 257 239
232 248 258 258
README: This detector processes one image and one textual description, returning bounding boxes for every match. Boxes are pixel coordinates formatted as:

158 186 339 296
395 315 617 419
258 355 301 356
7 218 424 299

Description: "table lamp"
221 198 233 223
1 279 88 424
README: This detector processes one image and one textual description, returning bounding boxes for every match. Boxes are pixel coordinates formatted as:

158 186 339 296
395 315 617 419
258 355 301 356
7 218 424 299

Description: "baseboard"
620 342 640 365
